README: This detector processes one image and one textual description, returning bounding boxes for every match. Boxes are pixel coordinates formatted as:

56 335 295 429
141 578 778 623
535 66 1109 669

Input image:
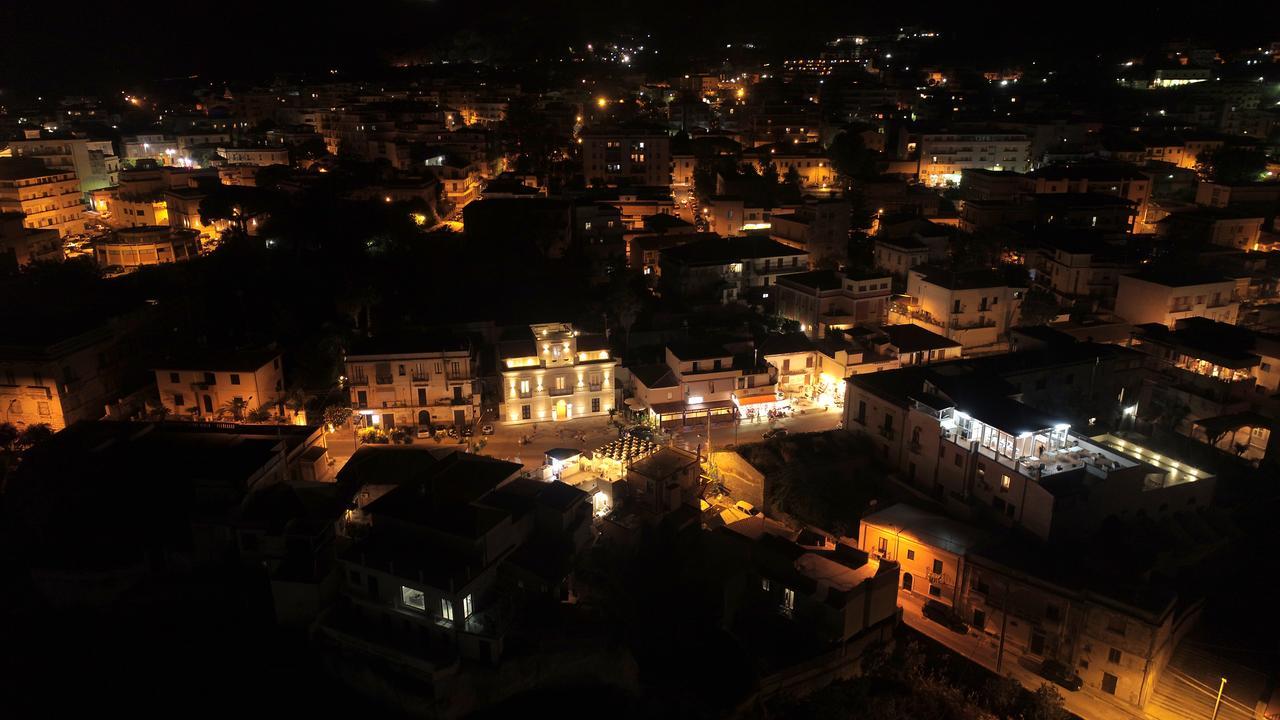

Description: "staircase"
1147 642 1267 720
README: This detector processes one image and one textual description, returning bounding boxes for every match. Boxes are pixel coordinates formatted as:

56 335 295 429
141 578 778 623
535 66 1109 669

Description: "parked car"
1038 659 1083 691
415 427 432 439
480 424 495 435
734 500 759 516
922 599 969 634
762 428 788 440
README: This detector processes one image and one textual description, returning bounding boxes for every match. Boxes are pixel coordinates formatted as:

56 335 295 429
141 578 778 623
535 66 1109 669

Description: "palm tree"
218 397 251 421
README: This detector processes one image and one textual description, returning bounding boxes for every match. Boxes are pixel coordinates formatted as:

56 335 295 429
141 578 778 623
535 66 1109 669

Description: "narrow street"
897 591 1145 720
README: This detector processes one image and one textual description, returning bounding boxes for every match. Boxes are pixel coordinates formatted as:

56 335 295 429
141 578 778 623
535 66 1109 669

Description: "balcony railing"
548 386 574 397
587 383 604 392
348 376 369 386
375 375 394 385
879 425 896 440
410 372 429 382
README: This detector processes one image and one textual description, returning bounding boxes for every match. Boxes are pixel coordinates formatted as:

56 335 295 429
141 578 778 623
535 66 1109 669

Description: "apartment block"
345 335 481 430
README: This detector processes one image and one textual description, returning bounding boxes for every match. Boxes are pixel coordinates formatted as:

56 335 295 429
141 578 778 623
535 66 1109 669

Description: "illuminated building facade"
345 337 481 431
0 158 87 237
155 350 285 420
498 323 616 425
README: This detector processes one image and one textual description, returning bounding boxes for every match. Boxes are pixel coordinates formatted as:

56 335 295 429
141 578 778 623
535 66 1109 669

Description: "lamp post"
1210 677 1227 720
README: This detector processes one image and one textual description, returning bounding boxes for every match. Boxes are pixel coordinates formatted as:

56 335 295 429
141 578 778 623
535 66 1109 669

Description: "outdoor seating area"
582 436 661 480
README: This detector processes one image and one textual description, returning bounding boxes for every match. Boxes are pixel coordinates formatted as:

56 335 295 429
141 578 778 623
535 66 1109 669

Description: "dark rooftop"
880 323 962 353
759 332 816 356
661 235 806 266
1123 266 1232 287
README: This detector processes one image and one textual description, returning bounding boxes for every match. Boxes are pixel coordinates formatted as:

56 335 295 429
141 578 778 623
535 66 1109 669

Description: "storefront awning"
650 399 737 416
735 394 783 407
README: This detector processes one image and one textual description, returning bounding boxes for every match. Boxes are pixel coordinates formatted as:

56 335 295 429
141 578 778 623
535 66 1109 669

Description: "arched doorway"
418 410 430 427
902 573 913 592
555 399 568 420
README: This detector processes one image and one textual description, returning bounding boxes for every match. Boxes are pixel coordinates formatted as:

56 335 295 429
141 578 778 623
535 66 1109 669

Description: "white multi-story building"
1114 268 1241 328
4 136 120 196
498 323 616 424
345 337 481 430
154 350 284 420
888 264 1028 351
916 131 1031 187
0 158 86 237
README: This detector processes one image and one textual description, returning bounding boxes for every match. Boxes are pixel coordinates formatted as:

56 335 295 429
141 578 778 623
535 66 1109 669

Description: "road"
898 591 1144 720
666 401 844 455
323 402 845 474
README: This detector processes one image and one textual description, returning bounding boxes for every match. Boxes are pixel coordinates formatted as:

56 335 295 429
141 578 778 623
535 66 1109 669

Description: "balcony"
375 375 394 385
879 425 896 440
410 372 429 382
587 383 604 392
348 376 369 386
548 386 574 397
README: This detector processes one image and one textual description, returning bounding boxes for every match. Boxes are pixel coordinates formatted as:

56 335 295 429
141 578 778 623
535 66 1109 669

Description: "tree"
983 675 1023 718
761 162 779 189
783 165 803 189
323 404 353 428
828 131 877 182
0 422 19 451
1199 147 1268 185
1025 683 1068 720
17 423 54 450
608 274 646 349
1019 288 1062 326
218 397 250 421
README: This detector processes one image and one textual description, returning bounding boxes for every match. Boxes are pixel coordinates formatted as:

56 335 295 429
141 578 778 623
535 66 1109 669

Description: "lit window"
463 594 474 619
440 598 454 622
401 586 426 610
762 578 771 592
1001 475 1011 491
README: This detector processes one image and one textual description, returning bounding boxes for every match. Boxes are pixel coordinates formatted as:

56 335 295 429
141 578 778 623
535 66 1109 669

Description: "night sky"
2 0 1275 96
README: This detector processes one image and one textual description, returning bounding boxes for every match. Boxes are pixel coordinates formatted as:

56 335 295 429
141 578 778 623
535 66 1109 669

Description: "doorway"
902 573 913 592
1030 631 1046 655
972 609 986 631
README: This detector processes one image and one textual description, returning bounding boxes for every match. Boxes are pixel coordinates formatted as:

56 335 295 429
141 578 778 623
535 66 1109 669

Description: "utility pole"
1211 677 1227 720
996 576 1011 674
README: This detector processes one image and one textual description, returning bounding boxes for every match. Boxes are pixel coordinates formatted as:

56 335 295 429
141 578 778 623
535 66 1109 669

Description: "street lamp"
1211 677 1227 720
